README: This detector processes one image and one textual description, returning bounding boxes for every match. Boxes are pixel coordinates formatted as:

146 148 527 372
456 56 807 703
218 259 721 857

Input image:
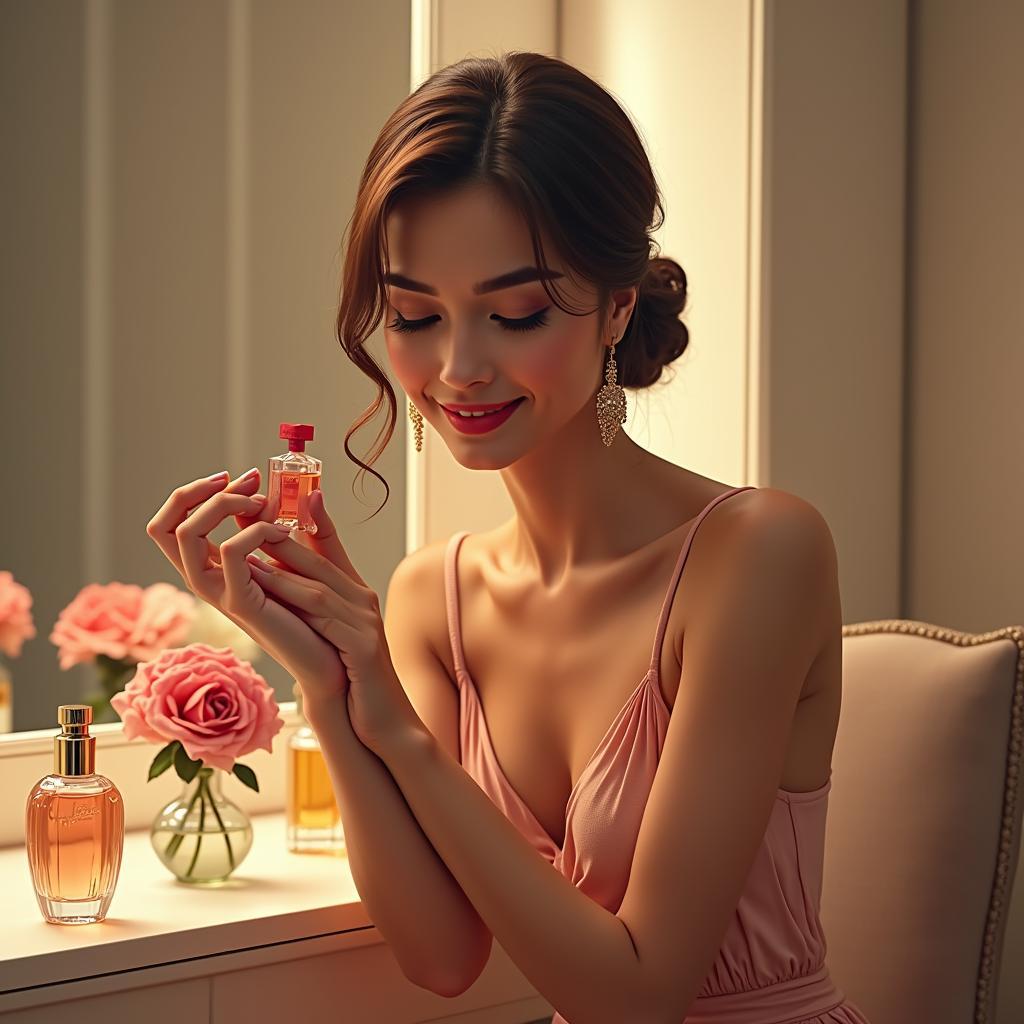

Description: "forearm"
302 693 490 996
375 725 650 1024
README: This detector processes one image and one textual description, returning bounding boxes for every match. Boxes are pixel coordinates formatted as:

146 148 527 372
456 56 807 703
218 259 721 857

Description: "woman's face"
383 182 612 470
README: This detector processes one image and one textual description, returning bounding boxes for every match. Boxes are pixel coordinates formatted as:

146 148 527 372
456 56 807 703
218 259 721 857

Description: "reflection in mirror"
0 0 411 734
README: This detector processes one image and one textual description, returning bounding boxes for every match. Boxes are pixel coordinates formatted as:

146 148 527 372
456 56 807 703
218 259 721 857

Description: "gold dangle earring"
595 333 627 446
408 399 424 453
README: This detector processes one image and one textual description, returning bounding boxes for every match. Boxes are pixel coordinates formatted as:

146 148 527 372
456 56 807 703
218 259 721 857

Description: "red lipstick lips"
439 397 525 435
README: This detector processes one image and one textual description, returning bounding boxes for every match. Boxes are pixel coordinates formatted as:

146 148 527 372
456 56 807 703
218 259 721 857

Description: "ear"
606 284 639 343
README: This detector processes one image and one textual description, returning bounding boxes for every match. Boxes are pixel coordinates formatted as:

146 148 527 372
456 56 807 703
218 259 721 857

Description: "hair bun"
616 256 690 389
644 256 687 305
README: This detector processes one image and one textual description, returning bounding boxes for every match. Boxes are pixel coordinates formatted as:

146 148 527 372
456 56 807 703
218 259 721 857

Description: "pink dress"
444 486 872 1024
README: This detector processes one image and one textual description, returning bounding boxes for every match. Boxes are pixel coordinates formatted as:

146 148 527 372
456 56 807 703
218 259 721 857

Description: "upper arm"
614 491 837 1022
383 541 461 765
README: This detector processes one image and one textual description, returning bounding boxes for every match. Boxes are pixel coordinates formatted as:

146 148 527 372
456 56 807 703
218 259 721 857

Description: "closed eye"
386 308 551 334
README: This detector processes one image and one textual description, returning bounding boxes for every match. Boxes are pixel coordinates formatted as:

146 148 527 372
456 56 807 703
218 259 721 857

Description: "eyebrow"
383 265 564 296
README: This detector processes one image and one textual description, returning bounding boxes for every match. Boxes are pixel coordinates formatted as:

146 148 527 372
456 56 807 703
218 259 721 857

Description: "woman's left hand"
247 489 423 756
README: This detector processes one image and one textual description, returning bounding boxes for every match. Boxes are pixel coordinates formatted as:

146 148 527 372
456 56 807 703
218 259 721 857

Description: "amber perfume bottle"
267 422 321 534
25 705 124 924
287 683 345 855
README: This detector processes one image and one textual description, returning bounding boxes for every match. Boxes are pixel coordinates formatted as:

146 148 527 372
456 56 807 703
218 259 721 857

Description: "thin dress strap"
647 485 757 673
444 531 472 678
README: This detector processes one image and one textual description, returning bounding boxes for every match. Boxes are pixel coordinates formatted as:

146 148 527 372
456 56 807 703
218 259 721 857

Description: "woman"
147 52 871 1024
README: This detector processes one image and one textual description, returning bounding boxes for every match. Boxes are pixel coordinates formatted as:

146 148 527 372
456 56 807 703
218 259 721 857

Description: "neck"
497 399 684 589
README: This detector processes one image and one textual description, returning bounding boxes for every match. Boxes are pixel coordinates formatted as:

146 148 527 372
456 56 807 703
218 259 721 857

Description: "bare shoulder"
683 486 839 642
696 486 836 563
385 536 457 683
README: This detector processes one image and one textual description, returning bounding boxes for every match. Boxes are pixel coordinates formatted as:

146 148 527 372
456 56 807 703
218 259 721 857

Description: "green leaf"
174 744 202 783
231 762 259 793
148 741 180 781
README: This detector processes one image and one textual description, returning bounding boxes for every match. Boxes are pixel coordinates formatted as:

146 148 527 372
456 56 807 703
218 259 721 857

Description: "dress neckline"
456 662 666 853
445 484 827 855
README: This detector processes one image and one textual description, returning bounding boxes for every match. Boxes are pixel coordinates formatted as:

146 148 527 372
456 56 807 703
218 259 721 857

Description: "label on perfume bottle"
56 802 101 826
283 474 300 502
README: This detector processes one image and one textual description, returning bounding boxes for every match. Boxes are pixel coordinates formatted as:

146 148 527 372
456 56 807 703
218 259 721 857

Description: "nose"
435 323 495 394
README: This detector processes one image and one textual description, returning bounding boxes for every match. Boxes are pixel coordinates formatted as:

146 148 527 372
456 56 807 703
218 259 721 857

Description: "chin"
448 447 522 472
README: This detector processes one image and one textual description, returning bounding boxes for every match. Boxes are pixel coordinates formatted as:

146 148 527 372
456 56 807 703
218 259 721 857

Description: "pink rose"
50 582 196 669
111 642 284 771
0 571 37 659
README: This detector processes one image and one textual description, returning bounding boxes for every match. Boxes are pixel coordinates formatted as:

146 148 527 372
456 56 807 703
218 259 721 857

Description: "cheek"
385 337 431 389
514 327 592 393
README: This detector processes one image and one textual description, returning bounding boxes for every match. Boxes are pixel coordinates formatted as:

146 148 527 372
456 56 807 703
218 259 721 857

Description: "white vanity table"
0 710 553 1024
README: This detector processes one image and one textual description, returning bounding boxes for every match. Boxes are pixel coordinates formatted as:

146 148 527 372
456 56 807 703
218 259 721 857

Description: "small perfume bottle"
287 682 345 855
267 422 321 534
25 705 124 924
0 664 12 733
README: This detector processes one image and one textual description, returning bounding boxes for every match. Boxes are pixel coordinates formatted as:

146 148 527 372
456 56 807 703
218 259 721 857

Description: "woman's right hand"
146 468 349 705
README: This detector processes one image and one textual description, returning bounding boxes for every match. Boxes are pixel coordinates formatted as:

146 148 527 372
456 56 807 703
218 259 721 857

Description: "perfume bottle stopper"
280 422 314 450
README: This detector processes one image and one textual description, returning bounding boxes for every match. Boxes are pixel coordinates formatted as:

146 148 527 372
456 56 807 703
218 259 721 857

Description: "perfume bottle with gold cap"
25 705 124 924
286 683 345 855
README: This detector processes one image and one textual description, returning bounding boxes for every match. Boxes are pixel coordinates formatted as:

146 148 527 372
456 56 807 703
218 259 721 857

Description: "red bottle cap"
279 423 314 441
279 423 315 452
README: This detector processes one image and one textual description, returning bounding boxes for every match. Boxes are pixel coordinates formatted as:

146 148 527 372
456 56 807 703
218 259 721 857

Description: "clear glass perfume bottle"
267 422 321 534
25 705 124 924
287 683 345 855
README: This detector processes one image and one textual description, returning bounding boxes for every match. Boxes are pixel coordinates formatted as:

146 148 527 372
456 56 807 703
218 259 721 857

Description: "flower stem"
90 655 136 723
185 775 208 878
205 772 236 870
164 780 204 860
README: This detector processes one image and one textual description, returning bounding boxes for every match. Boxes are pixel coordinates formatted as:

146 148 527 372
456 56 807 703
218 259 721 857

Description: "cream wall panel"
905 0 1024 632
562 0 753 488
761 0 908 623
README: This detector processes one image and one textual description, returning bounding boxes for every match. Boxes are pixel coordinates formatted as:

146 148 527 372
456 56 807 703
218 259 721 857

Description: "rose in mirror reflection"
0 570 36 734
49 581 196 723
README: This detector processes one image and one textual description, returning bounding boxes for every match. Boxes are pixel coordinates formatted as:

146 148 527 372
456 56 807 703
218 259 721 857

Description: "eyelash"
386 308 551 335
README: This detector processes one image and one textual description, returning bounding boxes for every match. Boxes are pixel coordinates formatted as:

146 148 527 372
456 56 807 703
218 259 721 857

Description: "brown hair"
336 51 689 515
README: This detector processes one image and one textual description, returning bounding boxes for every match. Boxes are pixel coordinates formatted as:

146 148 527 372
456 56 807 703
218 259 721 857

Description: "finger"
250 519 368 606
177 490 269 595
147 471 231 572
303 488 368 587
207 468 264 564
220 519 294 609
230 471 277 530
232 490 295 573
147 468 262 574
245 555 358 651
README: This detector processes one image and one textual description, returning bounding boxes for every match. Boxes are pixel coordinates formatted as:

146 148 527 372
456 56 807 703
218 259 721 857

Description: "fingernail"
240 466 259 481
272 522 292 532
207 470 229 481
246 553 270 571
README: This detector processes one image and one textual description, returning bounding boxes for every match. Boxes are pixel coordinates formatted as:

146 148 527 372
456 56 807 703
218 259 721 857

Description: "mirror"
0 0 411 734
